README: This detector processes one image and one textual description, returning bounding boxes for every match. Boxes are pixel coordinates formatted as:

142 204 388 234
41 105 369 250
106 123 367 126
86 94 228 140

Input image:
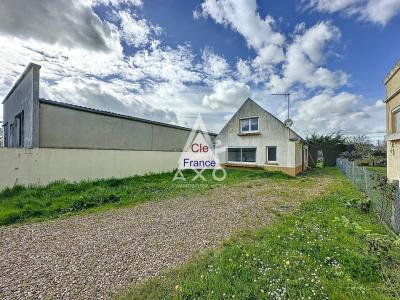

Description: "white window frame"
266 146 277 164
227 147 257 164
240 117 259 133
393 106 400 133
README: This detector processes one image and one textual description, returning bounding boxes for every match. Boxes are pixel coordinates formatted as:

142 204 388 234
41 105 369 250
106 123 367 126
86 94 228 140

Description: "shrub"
365 233 400 264
372 174 394 222
343 197 371 213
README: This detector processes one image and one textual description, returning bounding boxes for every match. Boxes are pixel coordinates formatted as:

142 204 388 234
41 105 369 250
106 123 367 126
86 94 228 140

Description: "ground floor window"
228 148 241 162
266 146 277 163
228 147 256 163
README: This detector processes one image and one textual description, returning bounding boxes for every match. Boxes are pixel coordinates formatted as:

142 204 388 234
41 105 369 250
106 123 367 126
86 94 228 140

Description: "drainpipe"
301 143 304 173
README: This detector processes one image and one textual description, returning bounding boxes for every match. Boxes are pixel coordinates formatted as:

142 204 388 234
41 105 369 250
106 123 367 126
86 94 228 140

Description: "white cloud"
91 0 143 7
201 48 230 78
0 0 386 139
197 0 285 66
304 0 400 25
293 91 386 137
0 28 200 125
268 21 348 91
119 11 161 47
251 43 285 67
223 113 234 121
197 1 348 92
42 77 178 124
194 0 376 137
360 0 400 25
0 0 121 52
128 44 201 84
304 0 361 13
236 59 252 81
296 21 340 64
203 80 251 110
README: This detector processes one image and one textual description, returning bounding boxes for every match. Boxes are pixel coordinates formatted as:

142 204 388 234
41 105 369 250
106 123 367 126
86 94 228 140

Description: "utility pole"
271 93 291 119
271 93 292 141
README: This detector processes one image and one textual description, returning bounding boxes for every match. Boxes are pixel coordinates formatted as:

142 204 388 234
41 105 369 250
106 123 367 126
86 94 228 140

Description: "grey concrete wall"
2 64 40 148
39 102 194 151
215 98 300 168
0 148 182 190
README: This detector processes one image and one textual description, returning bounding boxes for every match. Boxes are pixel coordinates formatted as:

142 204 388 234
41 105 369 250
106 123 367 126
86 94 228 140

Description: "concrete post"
352 162 355 184
392 180 400 233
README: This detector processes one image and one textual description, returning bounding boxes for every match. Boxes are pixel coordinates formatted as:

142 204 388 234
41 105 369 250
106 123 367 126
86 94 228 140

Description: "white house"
216 98 308 176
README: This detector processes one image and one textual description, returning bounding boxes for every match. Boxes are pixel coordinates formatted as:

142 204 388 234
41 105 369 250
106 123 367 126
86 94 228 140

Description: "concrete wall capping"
386 133 400 141
2 63 41 104
2 63 40 148
384 59 400 85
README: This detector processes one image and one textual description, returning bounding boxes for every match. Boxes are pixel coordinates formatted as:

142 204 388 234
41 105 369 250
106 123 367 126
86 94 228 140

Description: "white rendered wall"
0 148 181 190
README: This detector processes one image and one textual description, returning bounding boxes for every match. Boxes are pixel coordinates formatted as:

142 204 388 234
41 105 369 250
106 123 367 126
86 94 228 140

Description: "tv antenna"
271 93 292 128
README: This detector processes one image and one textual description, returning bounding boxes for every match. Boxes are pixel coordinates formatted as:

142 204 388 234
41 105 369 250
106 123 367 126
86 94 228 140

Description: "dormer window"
240 117 259 133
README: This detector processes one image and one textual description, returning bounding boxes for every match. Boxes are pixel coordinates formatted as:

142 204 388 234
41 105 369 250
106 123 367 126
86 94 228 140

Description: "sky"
0 0 399 140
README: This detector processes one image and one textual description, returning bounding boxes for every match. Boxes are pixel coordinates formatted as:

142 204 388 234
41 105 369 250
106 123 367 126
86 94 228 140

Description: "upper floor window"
394 107 400 133
240 117 259 133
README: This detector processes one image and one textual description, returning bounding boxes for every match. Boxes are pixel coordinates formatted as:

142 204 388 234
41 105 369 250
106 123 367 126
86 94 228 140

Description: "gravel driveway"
0 176 329 299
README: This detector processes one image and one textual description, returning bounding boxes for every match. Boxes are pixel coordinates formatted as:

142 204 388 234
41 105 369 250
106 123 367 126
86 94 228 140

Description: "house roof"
218 97 307 143
39 98 218 136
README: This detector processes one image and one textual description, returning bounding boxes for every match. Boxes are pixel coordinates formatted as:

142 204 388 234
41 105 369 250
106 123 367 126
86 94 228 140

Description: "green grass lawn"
0 168 291 226
119 168 400 300
367 166 387 177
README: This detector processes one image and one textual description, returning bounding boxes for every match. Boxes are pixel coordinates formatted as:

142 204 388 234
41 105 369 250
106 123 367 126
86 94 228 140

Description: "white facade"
215 98 308 176
0 148 183 190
